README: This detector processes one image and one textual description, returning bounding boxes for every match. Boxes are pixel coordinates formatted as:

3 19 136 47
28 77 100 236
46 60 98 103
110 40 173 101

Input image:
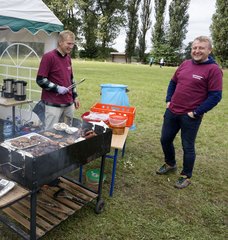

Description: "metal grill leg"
30 191 37 240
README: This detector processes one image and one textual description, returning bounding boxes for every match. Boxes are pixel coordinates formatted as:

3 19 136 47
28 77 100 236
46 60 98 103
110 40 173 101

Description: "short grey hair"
192 36 212 50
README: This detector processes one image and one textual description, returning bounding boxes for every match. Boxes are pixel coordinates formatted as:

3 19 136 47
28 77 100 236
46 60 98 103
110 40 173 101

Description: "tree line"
43 0 228 68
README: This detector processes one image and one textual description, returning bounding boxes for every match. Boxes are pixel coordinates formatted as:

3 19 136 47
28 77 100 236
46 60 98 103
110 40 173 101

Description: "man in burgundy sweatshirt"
156 36 223 189
36 30 80 129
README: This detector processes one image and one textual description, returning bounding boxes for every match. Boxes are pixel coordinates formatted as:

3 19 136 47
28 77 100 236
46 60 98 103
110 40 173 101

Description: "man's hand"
166 102 170 108
74 99 80 109
57 86 69 95
187 112 195 118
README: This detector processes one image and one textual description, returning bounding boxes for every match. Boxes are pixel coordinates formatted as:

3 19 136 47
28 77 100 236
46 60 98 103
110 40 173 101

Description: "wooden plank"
2 207 44 238
0 183 29 209
20 198 62 225
111 127 129 149
0 97 32 107
60 177 98 198
36 200 68 221
11 202 53 231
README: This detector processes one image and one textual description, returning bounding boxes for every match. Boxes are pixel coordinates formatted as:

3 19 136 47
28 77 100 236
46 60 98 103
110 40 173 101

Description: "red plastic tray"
90 103 136 127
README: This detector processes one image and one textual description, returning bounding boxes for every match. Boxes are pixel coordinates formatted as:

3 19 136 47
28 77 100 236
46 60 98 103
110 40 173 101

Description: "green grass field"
1 61 227 240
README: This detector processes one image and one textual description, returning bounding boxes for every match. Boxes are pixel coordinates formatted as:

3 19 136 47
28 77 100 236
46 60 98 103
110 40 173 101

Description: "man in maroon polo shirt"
156 36 223 189
36 30 80 129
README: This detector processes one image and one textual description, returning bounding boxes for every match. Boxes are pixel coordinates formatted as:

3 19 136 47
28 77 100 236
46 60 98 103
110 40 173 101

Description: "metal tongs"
37 199 68 213
54 188 86 205
67 78 85 90
56 78 85 96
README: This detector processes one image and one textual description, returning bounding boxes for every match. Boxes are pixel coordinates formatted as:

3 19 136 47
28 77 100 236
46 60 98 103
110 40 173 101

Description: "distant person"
149 56 154 67
36 30 80 129
156 36 223 189
160 58 164 68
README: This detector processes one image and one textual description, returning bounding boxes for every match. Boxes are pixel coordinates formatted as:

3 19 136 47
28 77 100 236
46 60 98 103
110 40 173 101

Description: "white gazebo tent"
0 0 64 125
0 0 63 53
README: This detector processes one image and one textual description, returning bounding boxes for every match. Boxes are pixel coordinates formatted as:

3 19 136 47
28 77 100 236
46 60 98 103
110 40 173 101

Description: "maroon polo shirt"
38 49 74 105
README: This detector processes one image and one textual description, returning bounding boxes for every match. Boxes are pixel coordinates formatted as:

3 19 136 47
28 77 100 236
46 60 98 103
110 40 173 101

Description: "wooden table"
0 97 33 135
106 127 129 196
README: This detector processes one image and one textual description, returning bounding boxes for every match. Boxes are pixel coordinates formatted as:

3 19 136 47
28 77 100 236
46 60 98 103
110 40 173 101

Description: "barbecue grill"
0 120 111 189
0 119 112 239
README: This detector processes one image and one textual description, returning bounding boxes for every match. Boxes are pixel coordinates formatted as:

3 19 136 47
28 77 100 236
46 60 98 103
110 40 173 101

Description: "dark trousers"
160 109 202 178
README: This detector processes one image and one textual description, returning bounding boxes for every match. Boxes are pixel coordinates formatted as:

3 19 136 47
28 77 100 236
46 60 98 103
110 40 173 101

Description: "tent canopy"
0 0 64 53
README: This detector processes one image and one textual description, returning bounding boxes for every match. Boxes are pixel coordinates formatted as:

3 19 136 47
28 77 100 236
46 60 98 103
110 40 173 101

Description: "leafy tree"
96 0 126 58
125 0 141 63
168 0 190 49
43 0 79 33
138 0 152 63
151 0 167 62
151 0 167 48
210 0 228 68
167 0 190 64
77 1 99 58
43 0 80 58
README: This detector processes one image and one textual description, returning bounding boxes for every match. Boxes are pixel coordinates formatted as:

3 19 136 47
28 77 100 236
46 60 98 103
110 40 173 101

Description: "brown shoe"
156 163 177 175
174 176 191 189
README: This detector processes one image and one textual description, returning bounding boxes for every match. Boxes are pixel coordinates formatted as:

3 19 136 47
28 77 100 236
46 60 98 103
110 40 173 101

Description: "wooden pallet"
1 178 98 239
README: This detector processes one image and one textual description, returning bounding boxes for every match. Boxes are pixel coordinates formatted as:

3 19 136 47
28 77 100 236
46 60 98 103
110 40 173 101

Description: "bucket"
86 169 106 191
109 114 127 135
100 84 129 106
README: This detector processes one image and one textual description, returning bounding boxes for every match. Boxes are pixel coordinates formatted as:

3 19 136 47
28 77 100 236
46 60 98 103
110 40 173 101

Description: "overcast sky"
113 0 216 52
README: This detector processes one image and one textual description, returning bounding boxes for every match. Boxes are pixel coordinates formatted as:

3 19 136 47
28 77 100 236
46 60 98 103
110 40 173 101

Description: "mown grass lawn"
1 61 227 240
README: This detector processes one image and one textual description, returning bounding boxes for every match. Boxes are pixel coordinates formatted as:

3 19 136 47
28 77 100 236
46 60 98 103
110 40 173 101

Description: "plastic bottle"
3 117 13 139
15 116 22 132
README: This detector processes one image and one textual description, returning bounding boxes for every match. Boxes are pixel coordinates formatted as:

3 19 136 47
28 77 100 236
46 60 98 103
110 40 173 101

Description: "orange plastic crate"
90 103 136 127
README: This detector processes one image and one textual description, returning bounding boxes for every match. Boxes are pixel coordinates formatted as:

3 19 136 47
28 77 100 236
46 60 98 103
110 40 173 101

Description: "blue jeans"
160 109 202 178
